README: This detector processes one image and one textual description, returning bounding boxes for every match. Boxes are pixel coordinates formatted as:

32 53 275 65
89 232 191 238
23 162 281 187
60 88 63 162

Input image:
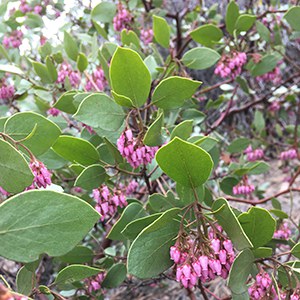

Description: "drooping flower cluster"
47 107 60 117
85 272 105 294
117 129 158 168
19 0 44 14
244 145 264 162
280 149 297 160
3 30 23 49
273 222 291 240
113 4 132 32
233 182 255 195
27 160 52 190
125 180 138 196
170 226 235 288
248 272 277 299
214 51 247 79
140 28 153 45
85 67 106 91
0 81 15 101
93 185 127 222
57 62 81 88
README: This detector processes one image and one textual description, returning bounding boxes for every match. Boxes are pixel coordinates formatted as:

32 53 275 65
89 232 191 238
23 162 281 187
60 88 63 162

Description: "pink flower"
117 129 158 168
273 222 291 240
140 28 153 45
0 186 9 197
33 5 43 14
215 51 247 79
27 160 52 189
280 149 297 160
47 107 60 117
0 82 15 100
113 4 132 32
93 185 127 222
57 62 81 88
85 67 106 91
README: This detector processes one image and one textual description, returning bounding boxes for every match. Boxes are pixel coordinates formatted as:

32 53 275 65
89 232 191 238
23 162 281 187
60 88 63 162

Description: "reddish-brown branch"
226 188 300 205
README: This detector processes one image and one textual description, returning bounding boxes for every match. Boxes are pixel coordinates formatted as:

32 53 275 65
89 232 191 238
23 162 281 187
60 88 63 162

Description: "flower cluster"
85 68 106 91
3 30 23 49
47 107 60 117
244 145 264 162
0 82 15 101
256 66 281 84
280 149 297 160
93 185 127 222
85 272 105 294
170 226 235 288
27 160 52 190
273 222 291 240
233 183 255 195
248 272 277 299
113 4 132 32
214 52 247 79
57 62 81 88
19 0 44 14
125 180 138 196
117 129 158 168
140 28 153 45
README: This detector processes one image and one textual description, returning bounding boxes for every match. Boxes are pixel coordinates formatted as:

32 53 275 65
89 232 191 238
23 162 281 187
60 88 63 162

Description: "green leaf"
155 137 213 187
4 111 61 156
74 93 125 131
182 47 220 70
225 1 239 35
45 56 57 82
253 110 265 133
147 192 182 212
58 245 93 264
64 31 79 61
176 184 205 205
91 2 116 23
220 177 239 195
24 13 43 28
252 247 272 258
251 54 279 76
54 265 102 287
16 266 35 296
212 198 253 250
235 14 256 32
102 263 126 288
227 138 250 153
153 15 170 48
127 208 180 278
228 249 254 296
121 29 140 48
256 21 270 42
190 24 223 47
0 64 24 76
52 135 100 166
77 52 88 72
0 190 99 262
284 6 300 31
0 139 33 193
74 165 106 191
110 47 151 107
152 76 201 109
269 209 288 219
238 207 276 248
107 203 146 241
292 243 300 259
171 120 193 140
54 91 77 114
143 111 164 146
32 61 53 84
122 213 161 240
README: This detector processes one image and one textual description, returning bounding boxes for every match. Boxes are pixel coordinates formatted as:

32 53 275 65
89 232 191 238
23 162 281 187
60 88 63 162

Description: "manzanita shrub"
1 0 300 299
